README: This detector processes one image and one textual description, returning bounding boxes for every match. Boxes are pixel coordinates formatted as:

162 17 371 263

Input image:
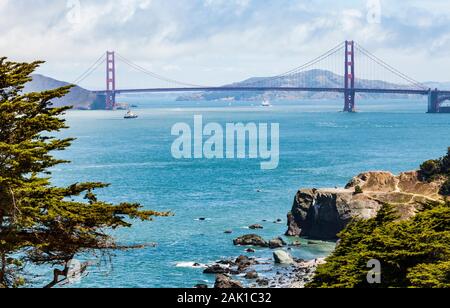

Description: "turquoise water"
43 98 450 288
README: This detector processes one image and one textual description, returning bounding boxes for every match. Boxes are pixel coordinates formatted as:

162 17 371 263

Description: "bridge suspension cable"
276 42 344 76
354 43 427 90
71 53 106 85
240 42 345 87
115 53 206 88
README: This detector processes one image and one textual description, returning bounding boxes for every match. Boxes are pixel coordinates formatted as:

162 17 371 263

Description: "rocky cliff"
286 171 444 240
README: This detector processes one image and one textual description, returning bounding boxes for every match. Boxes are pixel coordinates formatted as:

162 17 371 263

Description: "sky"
1 0 450 89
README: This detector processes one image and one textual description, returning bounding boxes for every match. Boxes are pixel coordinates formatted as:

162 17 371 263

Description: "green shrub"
354 186 364 195
308 201 450 288
442 147 450 174
419 159 442 181
440 179 450 196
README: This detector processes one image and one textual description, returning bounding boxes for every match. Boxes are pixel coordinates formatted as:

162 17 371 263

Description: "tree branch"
44 267 67 289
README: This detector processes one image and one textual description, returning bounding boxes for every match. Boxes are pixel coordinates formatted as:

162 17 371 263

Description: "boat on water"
261 99 272 107
124 110 138 119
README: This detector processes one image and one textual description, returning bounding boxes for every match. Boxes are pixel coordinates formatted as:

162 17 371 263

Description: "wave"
175 262 206 269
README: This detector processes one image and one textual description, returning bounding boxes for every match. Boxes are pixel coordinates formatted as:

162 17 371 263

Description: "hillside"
23 74 104 110
177 69 439 101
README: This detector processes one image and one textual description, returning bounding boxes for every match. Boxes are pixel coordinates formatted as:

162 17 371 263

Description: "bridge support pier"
344 41 356 112
344 90 356 112
428 89 439 113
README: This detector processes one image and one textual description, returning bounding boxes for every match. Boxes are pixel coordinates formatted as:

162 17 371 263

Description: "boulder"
235 255 255 271
256 278 269 286
269 237 287 249
195 284 209 289
215 274 243 289
204 264 237 275
273 250 295 265
246 248 256 253
233 234 268 247
244 271 259 280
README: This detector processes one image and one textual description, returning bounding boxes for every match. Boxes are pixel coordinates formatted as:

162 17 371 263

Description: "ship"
124 110 138 119
261 99 272 107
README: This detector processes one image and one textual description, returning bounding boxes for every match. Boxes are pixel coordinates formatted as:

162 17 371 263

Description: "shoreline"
196 232 335 289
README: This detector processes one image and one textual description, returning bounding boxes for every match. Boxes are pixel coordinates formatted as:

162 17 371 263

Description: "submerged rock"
256 278 269 286
290 240 302 247
216 260 235 266
273 250 295 265
233 234 268 247
215 274 243 289
249 224 264 230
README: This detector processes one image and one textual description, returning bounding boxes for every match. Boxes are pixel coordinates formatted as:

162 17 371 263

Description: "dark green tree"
308 201 450 288
0 57 170 288
441 180 450 196
419 159 442 181
442 147 450 174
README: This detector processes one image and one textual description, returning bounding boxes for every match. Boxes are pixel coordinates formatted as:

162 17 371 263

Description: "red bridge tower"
106 51 116 110
344 41 356 112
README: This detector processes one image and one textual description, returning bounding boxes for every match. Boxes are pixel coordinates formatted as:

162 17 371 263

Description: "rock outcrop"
268 237 287 249
286 171 444 240
233 234 268 247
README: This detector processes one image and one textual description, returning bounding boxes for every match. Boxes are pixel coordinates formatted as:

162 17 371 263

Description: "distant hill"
178 69 442 101
423 81 450 90
23 74 105 110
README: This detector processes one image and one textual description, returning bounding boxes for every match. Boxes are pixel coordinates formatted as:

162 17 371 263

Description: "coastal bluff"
286 171 444 240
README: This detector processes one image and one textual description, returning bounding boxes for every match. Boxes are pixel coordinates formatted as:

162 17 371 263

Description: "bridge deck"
93 87 438 96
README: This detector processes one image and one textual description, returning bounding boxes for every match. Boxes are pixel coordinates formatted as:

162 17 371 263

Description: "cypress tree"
0 57 169 288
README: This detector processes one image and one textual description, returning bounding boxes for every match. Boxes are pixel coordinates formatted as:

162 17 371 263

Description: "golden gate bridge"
72 41 450 113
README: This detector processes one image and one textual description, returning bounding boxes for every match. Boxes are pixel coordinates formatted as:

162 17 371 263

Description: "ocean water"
41 98 450 288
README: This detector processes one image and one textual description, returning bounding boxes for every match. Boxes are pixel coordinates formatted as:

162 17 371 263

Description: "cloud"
0 0 449 88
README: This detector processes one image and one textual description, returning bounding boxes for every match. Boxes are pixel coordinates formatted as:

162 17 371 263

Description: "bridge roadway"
93 87 450 96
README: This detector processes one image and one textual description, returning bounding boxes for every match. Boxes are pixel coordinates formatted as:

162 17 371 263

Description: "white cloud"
1 0 449 88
